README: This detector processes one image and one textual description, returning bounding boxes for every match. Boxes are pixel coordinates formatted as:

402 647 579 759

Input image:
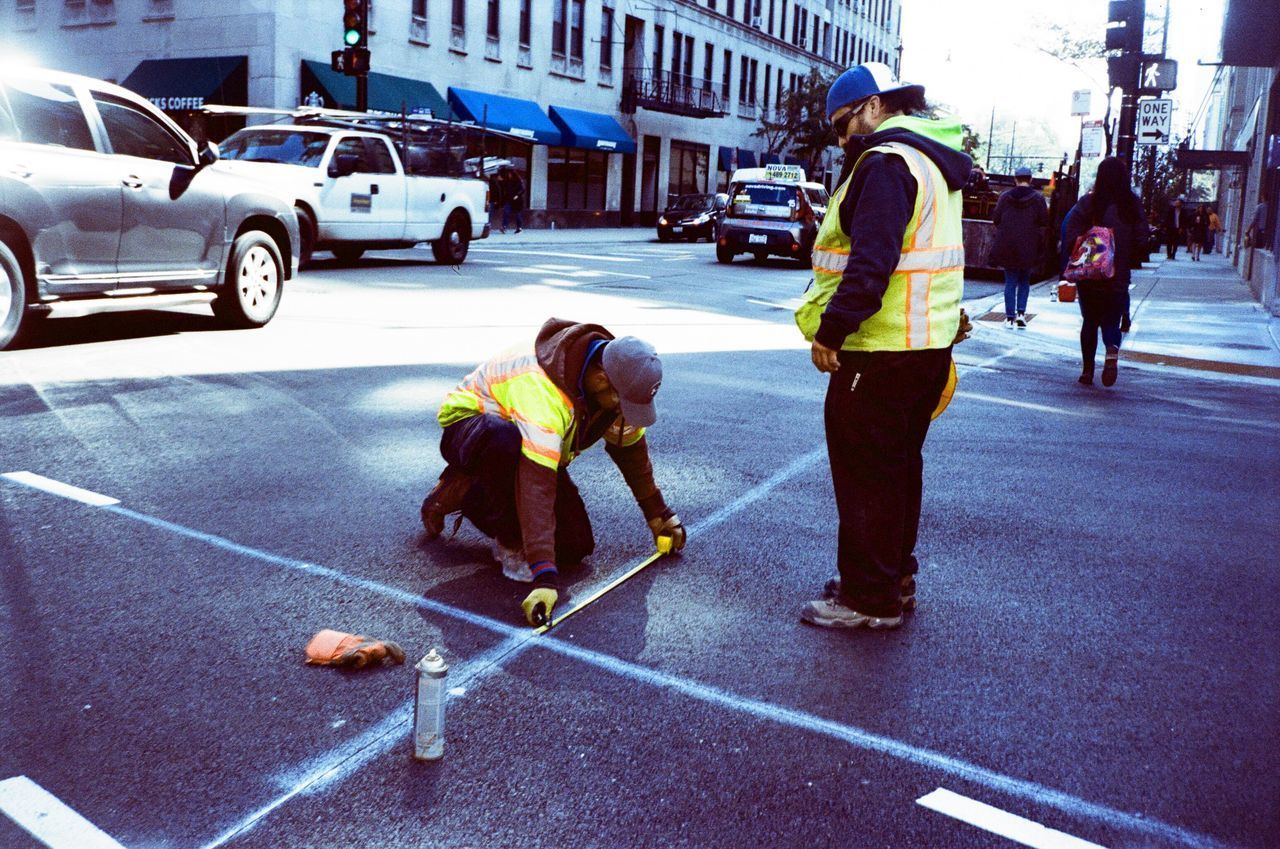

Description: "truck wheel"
213 230 283 329
332 245 364 265
432 213 470 264
296 208 315 269
716 244 734 264
0 239 32 351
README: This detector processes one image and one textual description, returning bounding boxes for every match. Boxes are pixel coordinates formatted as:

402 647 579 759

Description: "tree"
753 68 837 175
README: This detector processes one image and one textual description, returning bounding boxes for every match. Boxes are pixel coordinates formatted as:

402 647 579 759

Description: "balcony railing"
621 67 725 118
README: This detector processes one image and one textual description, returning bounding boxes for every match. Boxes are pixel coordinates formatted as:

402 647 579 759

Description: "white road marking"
0 775 128 849
918 788 1108 849
1 472 119 506
955 391 1099 418
470 248 638 263
2 467 1232 849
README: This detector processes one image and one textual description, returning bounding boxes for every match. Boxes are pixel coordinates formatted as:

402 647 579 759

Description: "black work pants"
824 347 952 617
440 414 594 566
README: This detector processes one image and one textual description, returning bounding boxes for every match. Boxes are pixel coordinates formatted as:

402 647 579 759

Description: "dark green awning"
122 55 247 110
300 60 451 117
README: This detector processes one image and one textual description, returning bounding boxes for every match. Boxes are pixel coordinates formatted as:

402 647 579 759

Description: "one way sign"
1137 98 1172 146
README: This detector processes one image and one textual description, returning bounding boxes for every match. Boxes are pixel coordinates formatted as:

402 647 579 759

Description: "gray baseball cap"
601 336 662 427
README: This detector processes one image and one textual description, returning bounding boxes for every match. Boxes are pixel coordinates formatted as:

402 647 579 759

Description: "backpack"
1064 197 1117 282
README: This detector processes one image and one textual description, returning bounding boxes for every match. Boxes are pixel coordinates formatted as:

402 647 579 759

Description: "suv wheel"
432 213 470 264
214 230 283 328
0 239 31 351
715 244 734 264
332 245 365 265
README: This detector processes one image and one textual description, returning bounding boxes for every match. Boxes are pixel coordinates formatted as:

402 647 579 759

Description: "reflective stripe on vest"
797 141 964 351
437 343 645 470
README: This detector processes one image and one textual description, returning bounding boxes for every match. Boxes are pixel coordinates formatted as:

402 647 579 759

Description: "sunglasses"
832 98 872 137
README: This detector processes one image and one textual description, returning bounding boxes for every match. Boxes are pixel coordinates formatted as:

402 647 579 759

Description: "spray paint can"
414 649 448 761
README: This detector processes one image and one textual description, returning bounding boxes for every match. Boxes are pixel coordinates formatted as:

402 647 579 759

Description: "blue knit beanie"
826 62 925 119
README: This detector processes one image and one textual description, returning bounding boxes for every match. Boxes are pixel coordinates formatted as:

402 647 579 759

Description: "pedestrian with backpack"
1061 157 1145 387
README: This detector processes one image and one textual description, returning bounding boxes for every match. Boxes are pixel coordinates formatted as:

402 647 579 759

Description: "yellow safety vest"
796 141 964 351
438 342 644 471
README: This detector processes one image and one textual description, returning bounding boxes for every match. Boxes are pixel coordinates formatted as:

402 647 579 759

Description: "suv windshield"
729 183 799 218
220 129 330 167
671 194 713 211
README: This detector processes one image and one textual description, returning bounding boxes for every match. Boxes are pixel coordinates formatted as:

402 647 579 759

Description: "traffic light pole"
1116 82 1138 169
357 75 368 113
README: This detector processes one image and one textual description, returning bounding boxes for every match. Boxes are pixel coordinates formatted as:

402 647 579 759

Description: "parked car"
657 192 728 242
0 66 299 350
716 165 821 264
217 115 490 267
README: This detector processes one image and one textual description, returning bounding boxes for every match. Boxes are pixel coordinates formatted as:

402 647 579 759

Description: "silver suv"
0 67 299 350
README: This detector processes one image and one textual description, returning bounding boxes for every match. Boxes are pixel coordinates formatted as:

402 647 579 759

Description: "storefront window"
548 146 608 210
668 140 709 201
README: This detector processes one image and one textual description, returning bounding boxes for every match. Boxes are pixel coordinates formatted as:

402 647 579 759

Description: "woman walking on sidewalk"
1061 157 1145 387
1187 206 1208 261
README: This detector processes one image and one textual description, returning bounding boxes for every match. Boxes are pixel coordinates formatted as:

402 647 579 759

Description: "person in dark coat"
1061 156 1146 388
988 166 1048 328
1187 206 1208 261
1163 197 1185 259
489 170 507 232
501 167 526 234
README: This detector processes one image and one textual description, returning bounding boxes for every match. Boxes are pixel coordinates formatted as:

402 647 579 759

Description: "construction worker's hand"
647 509 686 553
304 629 406 668
952 308 973 345
811 340 840 373
522 587 558 627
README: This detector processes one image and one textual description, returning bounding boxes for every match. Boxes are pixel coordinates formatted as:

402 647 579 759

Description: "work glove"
521 587 558 627
647 509 686 553
952 308 973 345
304 629 406 669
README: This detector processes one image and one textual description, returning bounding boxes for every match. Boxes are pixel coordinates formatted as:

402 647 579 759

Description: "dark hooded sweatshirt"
989 184 1049 271
816 116 974 351
522 319 665 583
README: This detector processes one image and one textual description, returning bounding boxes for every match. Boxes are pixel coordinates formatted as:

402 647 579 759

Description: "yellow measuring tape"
532 537 673 634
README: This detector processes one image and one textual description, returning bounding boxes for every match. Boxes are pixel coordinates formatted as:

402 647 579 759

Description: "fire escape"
621 67 726 119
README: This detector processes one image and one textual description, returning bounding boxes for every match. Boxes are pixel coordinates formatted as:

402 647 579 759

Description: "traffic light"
344 46 371 76
1106 0 1144 52
342 0 368 48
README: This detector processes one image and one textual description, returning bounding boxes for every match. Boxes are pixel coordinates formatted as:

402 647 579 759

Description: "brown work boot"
420 466 473 538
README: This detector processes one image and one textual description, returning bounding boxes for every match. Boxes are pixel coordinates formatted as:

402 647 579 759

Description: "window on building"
519 0 531 46
487 0 498 39
726 0 735 17
547 147 607 210
749 59 758 105
768 0 775 34
763 63 771 112
569 0 584 61
552 0 565 55
738 55 749 104
792 7 801 45
452 0 464 33
780 0 788 41
668 140 709 198
600 6 614 70
703 43 714 91
823 22 830 55
16 0 34 9
411 0 426 19
721 49 732 100
653 25 664 73
672 31 684 83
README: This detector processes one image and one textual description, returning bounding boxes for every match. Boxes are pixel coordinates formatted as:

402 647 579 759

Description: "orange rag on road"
304 629 406 668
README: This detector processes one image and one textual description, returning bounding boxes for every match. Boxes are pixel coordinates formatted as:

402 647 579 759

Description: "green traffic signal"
344 27 360 46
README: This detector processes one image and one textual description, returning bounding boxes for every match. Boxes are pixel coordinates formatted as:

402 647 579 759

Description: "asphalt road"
1 233 1276 849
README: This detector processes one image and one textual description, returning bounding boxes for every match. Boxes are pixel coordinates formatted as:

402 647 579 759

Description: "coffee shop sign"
149 96 205 111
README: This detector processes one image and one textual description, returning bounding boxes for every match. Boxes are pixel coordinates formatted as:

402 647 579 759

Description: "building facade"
3 0 904 228
1209 0 1279 313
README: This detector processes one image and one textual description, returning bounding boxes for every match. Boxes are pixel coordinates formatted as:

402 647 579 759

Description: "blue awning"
300 60 450 117
548 105 635 154
123 55 247 110
717 146 735 171
761 152 781 165
737 149 758 169
448 87 561 145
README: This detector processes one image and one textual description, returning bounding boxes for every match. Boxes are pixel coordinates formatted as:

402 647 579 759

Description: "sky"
899 0 1227 168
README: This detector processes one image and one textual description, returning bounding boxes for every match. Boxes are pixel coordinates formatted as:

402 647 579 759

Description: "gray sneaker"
801 597 902 629
492 540 533 582
823 575 916 612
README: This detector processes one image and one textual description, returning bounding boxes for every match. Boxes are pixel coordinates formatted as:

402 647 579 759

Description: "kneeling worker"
421 318 686 625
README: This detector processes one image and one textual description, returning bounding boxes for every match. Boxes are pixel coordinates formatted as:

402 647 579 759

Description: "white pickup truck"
215 122 489 266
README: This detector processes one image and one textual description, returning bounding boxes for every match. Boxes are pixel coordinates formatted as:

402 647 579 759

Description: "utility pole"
1105 0 1146 171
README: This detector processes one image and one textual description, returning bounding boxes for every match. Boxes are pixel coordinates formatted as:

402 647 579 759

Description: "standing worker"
989 165 1049 328
420 318 686 625
795 62 972 630
1163 198 1185 260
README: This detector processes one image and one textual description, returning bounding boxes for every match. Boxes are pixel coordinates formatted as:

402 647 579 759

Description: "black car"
657 193 728 242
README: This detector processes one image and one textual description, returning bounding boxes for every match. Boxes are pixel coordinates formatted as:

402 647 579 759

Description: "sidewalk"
977 252 1280 381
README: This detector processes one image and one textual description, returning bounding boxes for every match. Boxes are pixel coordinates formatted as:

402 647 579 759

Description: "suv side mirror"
197 140 219 168
328 153 359 178
714 193 729 210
